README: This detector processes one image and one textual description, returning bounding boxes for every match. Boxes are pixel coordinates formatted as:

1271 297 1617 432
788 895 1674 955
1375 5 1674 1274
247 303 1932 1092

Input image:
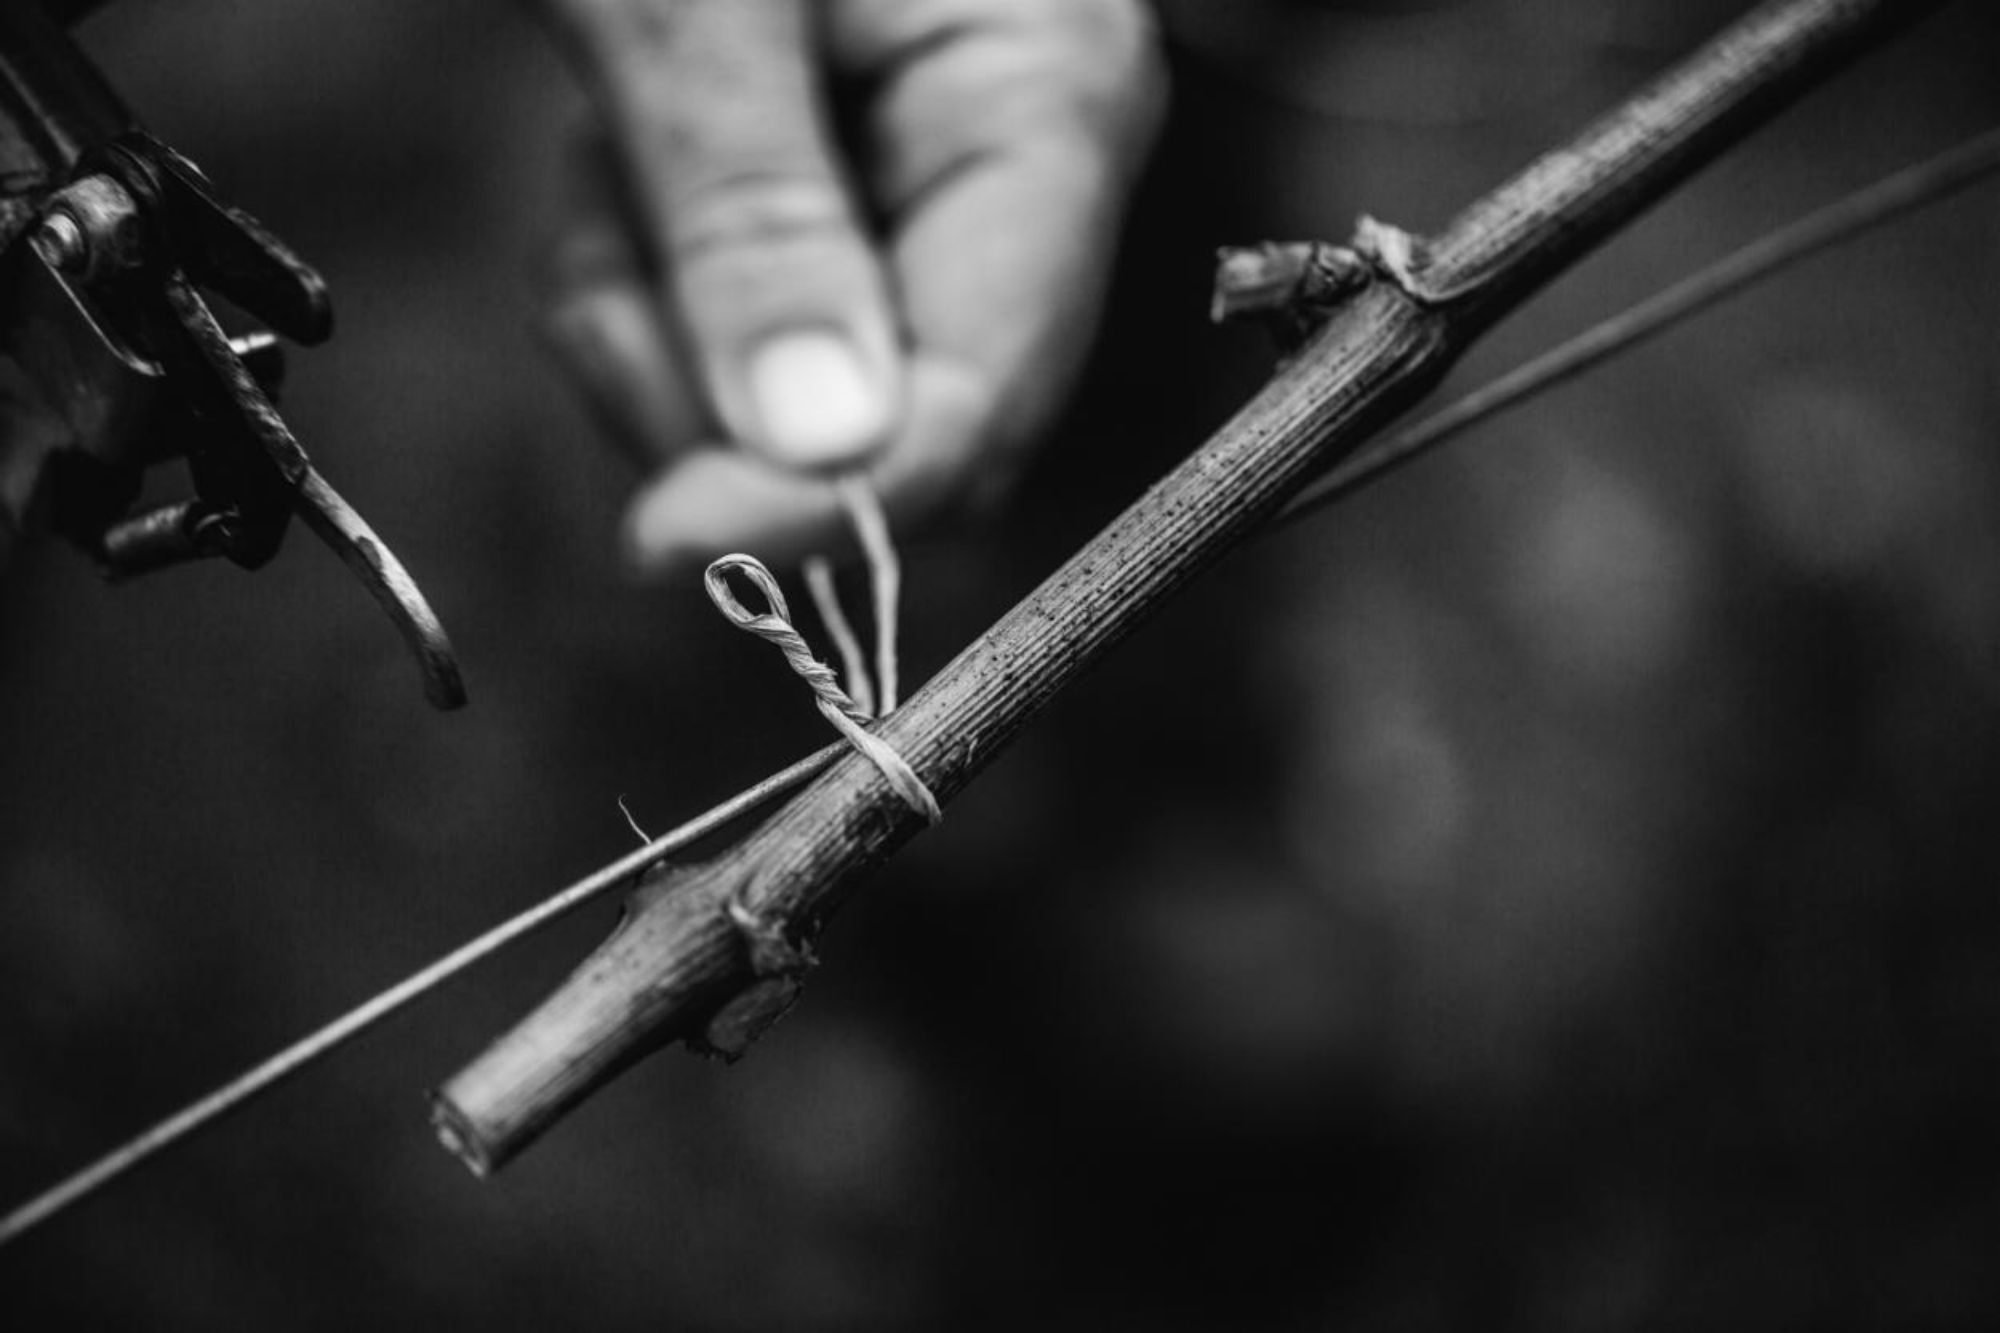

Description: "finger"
839 0 1165 462
555 0 902 472
538 136 708 464
624 0 1164 573
623 354 989 577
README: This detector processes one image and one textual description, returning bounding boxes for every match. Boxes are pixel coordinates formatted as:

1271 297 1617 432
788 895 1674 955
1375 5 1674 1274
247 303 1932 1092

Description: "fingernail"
743 328 889 468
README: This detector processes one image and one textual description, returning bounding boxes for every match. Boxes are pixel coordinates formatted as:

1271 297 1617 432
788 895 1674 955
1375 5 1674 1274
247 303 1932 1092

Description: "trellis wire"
1272 125 2000 528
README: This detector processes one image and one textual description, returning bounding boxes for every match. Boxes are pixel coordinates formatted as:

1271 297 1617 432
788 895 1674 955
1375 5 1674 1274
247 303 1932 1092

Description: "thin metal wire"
1271 125 2000 530
0 742 842 1249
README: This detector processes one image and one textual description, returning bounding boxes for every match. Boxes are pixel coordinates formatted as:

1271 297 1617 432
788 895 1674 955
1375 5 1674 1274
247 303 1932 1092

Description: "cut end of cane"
429 1093 494 1179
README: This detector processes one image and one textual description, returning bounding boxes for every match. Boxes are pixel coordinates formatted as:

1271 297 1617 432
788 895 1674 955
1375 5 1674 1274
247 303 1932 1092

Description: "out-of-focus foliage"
4 1 1999 1327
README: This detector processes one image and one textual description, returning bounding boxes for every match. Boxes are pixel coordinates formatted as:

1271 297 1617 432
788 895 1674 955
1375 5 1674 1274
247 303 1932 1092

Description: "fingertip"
619 488 704 583
621 466 719 581
620 449 845 580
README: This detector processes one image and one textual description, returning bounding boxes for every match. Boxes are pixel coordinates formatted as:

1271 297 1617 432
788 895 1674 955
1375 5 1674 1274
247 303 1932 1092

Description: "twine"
802 556 874 719
705 498 941 824
833 475 902 712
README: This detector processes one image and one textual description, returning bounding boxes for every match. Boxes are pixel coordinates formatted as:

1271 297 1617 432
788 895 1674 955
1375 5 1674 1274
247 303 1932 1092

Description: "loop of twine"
706 550 942 825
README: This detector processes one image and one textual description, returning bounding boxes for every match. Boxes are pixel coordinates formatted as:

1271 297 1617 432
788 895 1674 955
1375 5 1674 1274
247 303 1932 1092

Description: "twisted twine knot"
705 553 941 825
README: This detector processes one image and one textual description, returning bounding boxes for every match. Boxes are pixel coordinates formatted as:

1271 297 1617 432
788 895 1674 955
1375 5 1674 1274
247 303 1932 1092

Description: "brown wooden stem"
434 0 1940 1174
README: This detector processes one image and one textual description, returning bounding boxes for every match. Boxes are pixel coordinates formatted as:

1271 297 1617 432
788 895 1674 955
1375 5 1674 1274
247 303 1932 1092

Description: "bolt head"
30 211 87 272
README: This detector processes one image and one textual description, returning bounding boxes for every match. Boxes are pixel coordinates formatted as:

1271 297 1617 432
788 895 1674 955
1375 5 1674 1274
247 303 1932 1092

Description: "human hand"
536 0 1163 573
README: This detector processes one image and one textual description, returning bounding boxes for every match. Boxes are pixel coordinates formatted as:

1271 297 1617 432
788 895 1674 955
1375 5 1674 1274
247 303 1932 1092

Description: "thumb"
562 0 899 471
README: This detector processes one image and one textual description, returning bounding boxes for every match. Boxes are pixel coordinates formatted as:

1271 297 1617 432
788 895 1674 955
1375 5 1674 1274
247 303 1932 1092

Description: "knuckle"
1053 0 1159 71
1085 2 1169 147
1010 0 1168 152
664 168 857 260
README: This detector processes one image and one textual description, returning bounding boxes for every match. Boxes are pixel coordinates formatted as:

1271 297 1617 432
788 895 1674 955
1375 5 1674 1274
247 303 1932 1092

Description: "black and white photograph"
4 1 1999 1327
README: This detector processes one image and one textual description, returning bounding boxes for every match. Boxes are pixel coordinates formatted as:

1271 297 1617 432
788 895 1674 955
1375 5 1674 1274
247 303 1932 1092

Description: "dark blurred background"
5 0 2000 1327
